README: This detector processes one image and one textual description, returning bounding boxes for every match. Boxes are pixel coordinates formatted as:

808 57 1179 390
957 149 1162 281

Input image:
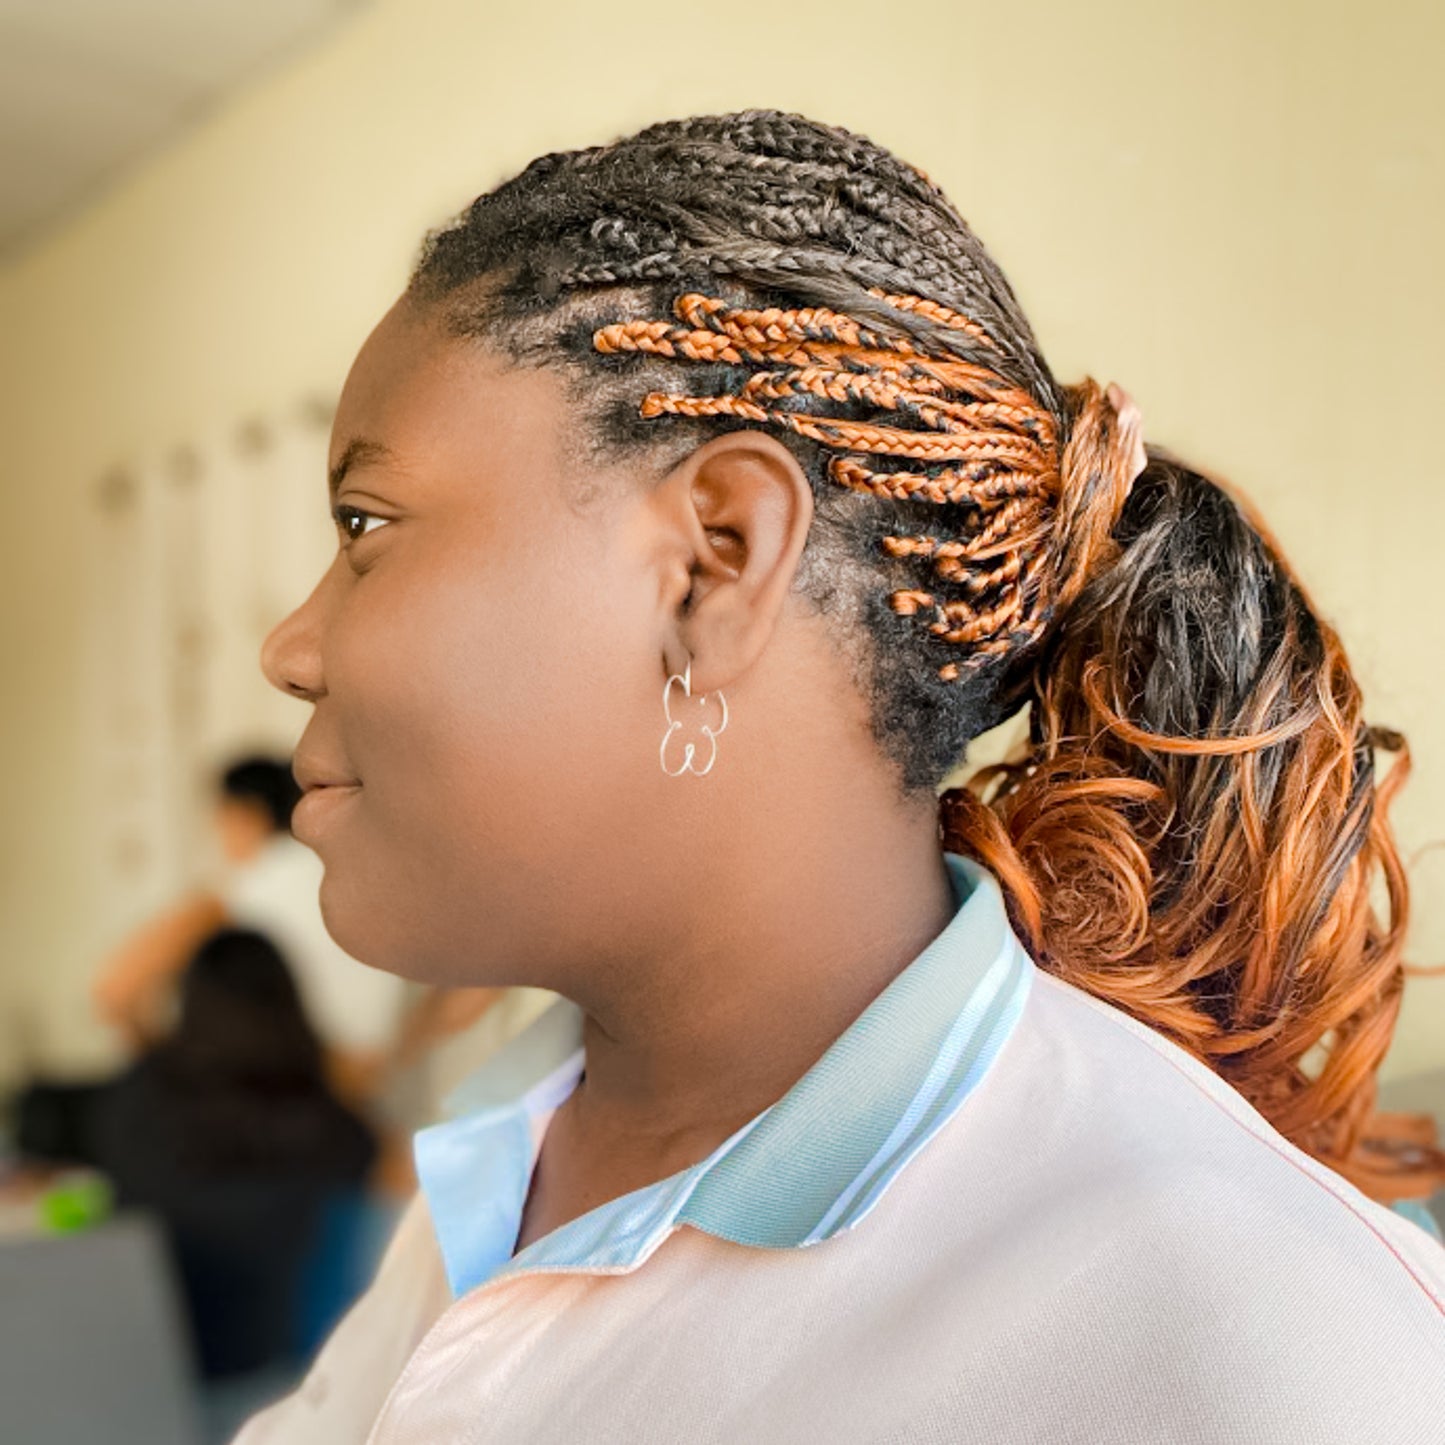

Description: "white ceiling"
0 0 367 260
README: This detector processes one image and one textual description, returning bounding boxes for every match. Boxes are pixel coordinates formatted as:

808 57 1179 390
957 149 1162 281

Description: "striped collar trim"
416 854 1033 1296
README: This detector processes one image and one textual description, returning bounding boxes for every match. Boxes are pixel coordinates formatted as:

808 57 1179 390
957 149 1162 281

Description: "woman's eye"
333 504 390 545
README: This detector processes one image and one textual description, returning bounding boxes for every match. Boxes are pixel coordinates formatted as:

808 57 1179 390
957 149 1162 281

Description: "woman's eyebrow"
329 438 395 498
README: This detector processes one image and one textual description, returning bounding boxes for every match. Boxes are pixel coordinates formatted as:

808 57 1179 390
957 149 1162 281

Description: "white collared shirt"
236 856 1445 1443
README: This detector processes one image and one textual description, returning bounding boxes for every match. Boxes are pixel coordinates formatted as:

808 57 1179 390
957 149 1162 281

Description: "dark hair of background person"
86 929 376 1375
404 110 1445 1202
137 928 364 1171
220 754 302 834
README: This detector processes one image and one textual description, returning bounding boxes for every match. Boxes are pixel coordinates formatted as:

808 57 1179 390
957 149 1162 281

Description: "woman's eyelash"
333 503 389 544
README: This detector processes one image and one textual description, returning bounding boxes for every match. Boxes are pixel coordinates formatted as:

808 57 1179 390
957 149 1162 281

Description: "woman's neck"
516 809 955 1249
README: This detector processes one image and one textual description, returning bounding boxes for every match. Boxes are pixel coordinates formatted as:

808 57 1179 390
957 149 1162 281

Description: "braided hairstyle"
409 111 1444 1202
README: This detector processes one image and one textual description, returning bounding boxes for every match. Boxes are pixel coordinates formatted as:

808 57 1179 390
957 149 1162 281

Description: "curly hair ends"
944 455 1445 1200
407 110 1445 1202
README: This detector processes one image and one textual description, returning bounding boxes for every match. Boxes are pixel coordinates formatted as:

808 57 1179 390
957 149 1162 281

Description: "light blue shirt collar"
415 853 1033 1296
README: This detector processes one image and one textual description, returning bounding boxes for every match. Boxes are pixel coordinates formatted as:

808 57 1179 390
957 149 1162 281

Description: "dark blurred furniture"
16 1065 376 1378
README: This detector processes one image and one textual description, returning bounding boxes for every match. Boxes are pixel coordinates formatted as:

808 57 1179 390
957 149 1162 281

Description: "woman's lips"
292 751 360 794
292 782 362 844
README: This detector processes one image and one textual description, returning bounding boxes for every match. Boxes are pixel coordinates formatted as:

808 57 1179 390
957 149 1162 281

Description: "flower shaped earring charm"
660 656 729 777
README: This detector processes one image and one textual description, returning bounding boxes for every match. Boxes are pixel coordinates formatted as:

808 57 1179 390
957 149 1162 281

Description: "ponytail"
942 453 1445 1202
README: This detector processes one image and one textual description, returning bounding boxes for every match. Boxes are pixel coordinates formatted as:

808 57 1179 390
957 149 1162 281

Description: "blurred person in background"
91 755 544 1137
83 927 377 1382
93 755 408 1102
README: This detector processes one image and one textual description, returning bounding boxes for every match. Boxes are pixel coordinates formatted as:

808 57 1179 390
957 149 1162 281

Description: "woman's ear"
650 432 814 694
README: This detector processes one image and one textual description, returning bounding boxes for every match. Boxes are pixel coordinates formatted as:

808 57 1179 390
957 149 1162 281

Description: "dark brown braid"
407 111 1445 1201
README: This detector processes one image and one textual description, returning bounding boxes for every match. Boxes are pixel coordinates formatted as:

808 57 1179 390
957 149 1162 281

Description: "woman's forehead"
329 301 577 492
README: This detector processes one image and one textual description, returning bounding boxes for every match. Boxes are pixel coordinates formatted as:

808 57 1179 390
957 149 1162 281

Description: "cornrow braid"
869 289 1000 350
593 290 1097 670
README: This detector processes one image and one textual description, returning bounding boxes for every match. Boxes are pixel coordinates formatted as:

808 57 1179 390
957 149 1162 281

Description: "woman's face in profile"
263 299 672 989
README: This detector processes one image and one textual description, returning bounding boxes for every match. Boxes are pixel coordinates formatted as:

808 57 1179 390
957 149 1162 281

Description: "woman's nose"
261 580 328 703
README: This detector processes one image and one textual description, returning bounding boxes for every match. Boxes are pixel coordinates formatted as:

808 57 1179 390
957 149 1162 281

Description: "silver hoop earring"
660 656 729 777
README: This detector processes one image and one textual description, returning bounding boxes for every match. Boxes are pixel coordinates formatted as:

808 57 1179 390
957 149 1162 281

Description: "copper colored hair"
943 490 1445 1202
410 110 1445 1202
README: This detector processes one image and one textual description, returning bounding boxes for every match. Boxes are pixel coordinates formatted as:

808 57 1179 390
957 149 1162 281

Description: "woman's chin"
316 872 395 972
315 878 453 985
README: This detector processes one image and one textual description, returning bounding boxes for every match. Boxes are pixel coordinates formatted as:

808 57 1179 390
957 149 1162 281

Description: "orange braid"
593 291 1121 677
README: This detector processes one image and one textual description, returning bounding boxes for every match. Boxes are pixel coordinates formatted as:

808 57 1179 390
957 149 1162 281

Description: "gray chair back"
0 1212 201 1445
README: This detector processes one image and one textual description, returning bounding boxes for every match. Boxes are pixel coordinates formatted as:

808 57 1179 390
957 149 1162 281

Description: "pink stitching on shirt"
1050 975 1445 1318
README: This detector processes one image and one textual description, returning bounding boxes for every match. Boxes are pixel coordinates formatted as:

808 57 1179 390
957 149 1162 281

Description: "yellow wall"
3 0 1443 1078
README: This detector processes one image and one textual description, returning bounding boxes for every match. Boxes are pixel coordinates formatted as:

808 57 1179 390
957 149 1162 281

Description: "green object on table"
38 1173 114 1234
